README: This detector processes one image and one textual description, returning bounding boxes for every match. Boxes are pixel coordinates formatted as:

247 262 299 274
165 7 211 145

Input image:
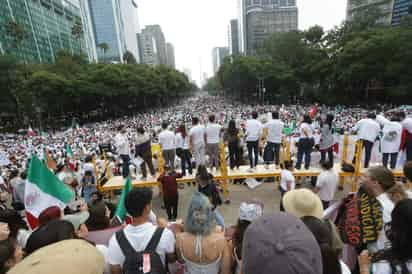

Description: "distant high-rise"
138 31 159 66
183 68 193 82
86 0 139 63
212 47 229 74
166 42 176 69
142 25 167 65
0 0 89 62
346 0 395 25
237 0 298 55
391 0 412 25
228 19 240 56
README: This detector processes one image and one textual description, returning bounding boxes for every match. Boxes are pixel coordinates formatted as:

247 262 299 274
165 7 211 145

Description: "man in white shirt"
158 122 176 169
245 111 263 171
314 161 338 209
352 113 381 168
400 111 412 161
205 114 222 170
189 117 206 167
108 188 176 274
263 111 284 166
114 125 131 178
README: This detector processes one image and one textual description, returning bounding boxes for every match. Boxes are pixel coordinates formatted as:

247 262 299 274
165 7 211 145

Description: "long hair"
228 120 237 136
184 192 214 236
179 124 187 138
321 114 334 132
372 199 412 274
85 202 111 231
368 167 408 204
233 219 251 260
301 216 342 274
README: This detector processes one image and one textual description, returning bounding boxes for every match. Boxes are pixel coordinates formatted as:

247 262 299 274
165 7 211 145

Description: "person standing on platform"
352 113 381 168
158 121 176 169
313 161 338 209
134 126 156 180
263 111 284 168
381 116 402 169
319 113 335 165
114 125 130 178
224 120 241 170
189 117 206 168
295 115 314 170
400 111 412 161
175 124 192 176
205 114 222 171
245 111 263 172
157 165 182 221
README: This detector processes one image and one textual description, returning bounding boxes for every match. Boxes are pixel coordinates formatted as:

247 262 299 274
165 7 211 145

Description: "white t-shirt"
299 123 313 139
108 223 175 268
246 119 263 142
115 133 130 155
381 121 402 153
264 119 284 144
353 118 380 143
158 130 176 150
316 170 338 202
205 123 222 144
401 117 412 133
280 169 295 192
372 261 412 274
189 125 206 146
340 260 351 274
175 133 189 149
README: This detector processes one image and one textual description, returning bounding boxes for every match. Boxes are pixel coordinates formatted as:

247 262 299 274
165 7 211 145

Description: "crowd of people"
0 95 411 273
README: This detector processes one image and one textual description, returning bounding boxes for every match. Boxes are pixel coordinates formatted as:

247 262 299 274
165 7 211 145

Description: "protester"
0 238 23 274
82 170 96 203
296 114 314 170
176 192 231 274
134 126 156 179
403 161 412 191
230 202 263 274
158 121 176 169
108 188 176 274
242 212 322 274
114 125 131 178
175 124 193 176
358 199 412 273
189 117 206 168
245 111 263 172
205 114 222 170
225 119 242 170
279 160 295 211
85 201 111 232
0 210 30 249
400 111 412 161
381 115 402 169
314 161 339 209
263 111 284 167
157 165 183 221
319 113 335 165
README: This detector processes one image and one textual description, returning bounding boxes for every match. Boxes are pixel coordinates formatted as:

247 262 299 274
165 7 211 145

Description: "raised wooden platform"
101 164 404 191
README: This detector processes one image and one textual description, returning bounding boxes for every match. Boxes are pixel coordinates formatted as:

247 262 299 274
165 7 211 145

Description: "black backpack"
116 227 167 274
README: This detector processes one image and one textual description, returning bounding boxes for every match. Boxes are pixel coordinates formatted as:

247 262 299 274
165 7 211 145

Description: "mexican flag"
24 155 74 229
112 177 132 225
66 144 75 171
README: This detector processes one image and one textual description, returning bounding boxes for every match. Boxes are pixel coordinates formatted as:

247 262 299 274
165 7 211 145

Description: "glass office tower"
392 0 412 25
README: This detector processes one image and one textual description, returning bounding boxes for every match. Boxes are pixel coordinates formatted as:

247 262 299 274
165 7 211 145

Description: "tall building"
346 0 395 25
391 0 412 25
79 0 98 62
142 25 167 65
0 0 88 63
166 42 175 69
228 19 240 56
212 47 229 74
237 0 298 55
138 31 159 66
183 68 192 82
86 0 140 63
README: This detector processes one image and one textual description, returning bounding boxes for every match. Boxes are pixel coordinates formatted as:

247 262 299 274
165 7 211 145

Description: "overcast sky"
138 0 347 85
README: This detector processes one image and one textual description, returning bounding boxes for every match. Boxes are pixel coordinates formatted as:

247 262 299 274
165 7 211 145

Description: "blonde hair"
368 167 407 204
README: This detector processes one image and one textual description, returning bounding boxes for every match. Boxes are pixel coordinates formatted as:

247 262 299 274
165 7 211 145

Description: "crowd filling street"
0 94 412 274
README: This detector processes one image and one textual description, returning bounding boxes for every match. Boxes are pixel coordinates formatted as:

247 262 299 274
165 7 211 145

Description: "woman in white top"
176 124 193 176
279 160 295 211
296 115 314 170
358 199 412 274
381 116 402 169
176 192 231 274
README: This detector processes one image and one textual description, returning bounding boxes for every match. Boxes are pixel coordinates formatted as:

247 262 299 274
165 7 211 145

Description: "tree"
123 51 137 64
97 42 109 62
5 19 27 62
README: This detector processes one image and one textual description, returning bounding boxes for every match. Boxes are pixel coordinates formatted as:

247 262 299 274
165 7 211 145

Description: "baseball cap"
242 212 322 274
239 202 263 222
282 189 324 219
9 240 104 274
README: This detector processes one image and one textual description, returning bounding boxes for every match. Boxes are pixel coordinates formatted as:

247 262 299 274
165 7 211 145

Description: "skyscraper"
346 0 395 25
138 31 159 66
228 19 240 56
237 0 298 55
212 47 229 74
142 25 167 65
0 0 88 63
166 42 176 69
86 0 140 63
391 0 412 25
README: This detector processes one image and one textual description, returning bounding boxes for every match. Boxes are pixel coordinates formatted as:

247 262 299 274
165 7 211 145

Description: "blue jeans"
120 154 130 177
83 185 97 203
214 208 225 228
296 138 313 170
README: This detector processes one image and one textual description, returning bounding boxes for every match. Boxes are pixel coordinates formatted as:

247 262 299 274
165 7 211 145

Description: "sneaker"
247 168 254 173
264 164 270 170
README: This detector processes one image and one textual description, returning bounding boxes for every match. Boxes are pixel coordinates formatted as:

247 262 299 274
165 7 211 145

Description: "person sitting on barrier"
279 160 295 211
175 192 231 274
230 201 263 274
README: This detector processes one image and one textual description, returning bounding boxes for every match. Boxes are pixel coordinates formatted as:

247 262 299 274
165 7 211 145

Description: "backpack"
116 227 167 274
